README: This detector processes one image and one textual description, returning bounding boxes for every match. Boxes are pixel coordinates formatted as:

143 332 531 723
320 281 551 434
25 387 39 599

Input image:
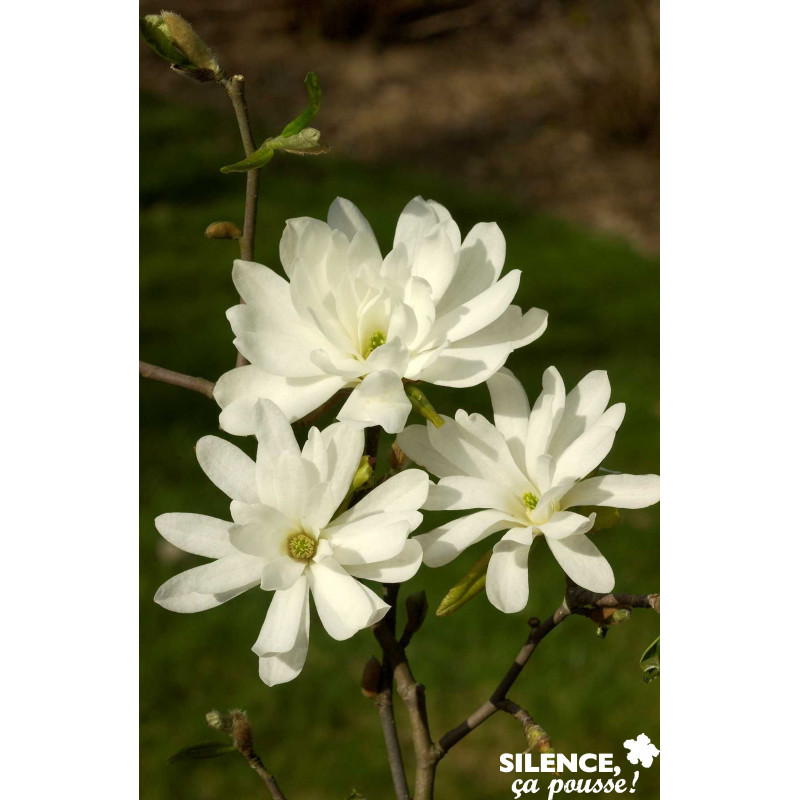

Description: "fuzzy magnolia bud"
205 221 242 239
523 721 553 754
389 442 408 471
360 656 382 698
140 12 221 80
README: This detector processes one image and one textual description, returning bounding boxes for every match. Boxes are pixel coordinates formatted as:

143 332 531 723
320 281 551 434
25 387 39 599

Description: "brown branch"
375 583 410 800
223 74 260 368
139 360 215 400
436 584 660 758
373 617 438 800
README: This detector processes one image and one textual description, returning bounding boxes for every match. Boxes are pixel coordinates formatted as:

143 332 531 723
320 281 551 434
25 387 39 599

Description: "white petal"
255 398 301 467
345 540 423 583
154 553 263 610
487 367 530 470
524 366 566 473
597 402 626 431
538 510 595 540
546 534 614 593
486 528 534 613
309 558 387 640
552 426 617 486
436 221 505 315
561 474 660 509
260 556 306 591
327 197 376 241
364 338 410 375
272 449 308 522
424 476 520 514
337 371 412 433
229 513 295 558
423 270 521 347
215 366 346 434
196 436 258 503
428 412 529 494
279 217 333 279
258 578 310 686
410 224 457 304
393 197 441 260
549 371 612 458
325 511 420 564
253 576 308 655
320 423 365 509
335 469 429 525
416 341 513 388
300 427 328 485
416 509 515 567
395 424 464 478
233 330 324 378
155 513 235 559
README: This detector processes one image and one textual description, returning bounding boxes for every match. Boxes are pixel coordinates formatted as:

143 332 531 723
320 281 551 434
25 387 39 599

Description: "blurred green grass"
140 92 659 799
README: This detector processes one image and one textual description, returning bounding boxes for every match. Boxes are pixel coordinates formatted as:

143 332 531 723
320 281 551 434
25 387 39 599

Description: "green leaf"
168 741 237 763
281 73 322 137
220 146 275 174
436 551 491 617
639 636 660 683
139 15 193 68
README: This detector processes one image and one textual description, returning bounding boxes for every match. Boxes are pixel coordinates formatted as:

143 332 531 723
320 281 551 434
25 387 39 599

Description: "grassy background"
140 92 659 799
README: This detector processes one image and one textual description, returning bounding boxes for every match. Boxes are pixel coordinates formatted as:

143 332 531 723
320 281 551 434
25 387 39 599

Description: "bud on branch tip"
405 385 444 428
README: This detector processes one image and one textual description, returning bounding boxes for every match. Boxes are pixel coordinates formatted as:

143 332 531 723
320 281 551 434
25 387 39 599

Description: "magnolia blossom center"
287 532 317 561
522 491 539 510
364 330 387 357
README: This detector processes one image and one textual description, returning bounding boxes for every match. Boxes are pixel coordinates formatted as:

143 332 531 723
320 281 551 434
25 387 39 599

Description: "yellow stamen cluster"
364 331 386 356
523 492 539 510
287 532 317 561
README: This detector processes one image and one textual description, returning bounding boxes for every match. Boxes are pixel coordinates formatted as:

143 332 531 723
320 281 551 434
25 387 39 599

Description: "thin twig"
373 620 438 800
139 360 215 400
223 74 260 368
436 585 660 758
209 710 287 800
375 583 411 800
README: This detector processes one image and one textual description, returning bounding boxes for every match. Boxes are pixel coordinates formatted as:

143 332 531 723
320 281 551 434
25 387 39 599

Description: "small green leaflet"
436 551 491 617
220 73 326 173
281 73 322 137
168 741 237 763
639 636 660 683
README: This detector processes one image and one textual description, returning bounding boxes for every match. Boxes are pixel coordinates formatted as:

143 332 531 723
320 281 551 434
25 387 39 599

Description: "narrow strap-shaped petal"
155 513 236 559
487 367 530 471
345 540 423 583
196 436 258 503
415 509 516 567
252 576 309 656
486 528 535 613
546 533 614 593
560 474 660 510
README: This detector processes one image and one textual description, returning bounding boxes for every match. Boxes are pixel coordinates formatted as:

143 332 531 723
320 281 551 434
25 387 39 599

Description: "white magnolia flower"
154 400 429 685
396 367 659 612
214 196 548 435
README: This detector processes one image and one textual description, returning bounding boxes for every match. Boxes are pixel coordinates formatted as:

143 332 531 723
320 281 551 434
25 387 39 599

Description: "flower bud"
389 442 407 471
523 721 553 754
405 384 444 428
139 12 221 79
360 656 382 698
205 221 242 240
352 456 373 492
405 590 428 635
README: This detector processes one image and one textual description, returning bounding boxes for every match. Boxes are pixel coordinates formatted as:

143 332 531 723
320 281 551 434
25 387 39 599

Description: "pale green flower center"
287 532 317 561
364 330 386 357
523 492 539 510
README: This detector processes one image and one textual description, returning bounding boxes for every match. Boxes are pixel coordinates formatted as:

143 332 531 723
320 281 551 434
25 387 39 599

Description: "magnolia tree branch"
435 584 660 758
139 360 216 400
222 74 260 368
